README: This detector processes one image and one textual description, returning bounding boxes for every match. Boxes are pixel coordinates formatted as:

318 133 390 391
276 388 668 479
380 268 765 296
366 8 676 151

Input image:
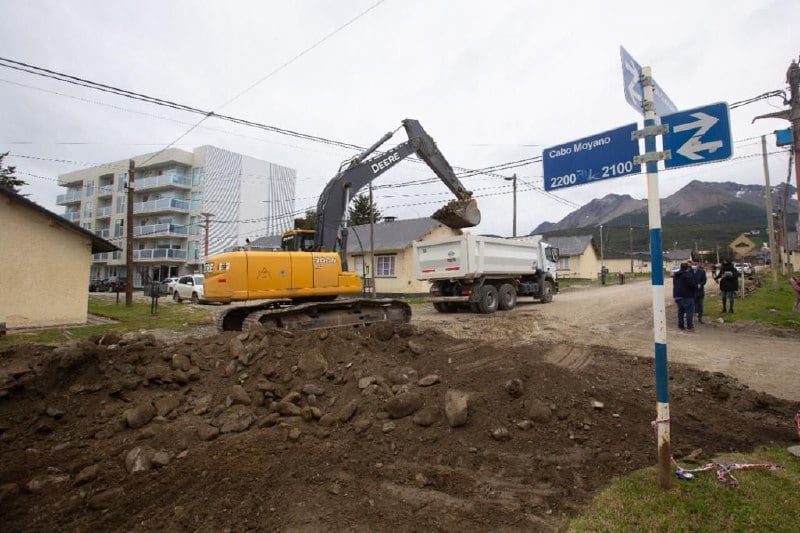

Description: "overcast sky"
2 0 798 238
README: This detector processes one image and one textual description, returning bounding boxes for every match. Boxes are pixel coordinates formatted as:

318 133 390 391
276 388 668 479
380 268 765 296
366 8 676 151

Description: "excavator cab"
281 230 315 252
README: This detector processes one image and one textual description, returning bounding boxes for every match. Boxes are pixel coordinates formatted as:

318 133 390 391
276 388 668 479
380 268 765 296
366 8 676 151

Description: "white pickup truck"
413 234 559 313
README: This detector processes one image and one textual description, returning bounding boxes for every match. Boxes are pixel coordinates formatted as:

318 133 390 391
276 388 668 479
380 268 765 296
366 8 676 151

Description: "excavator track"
217 298 412 332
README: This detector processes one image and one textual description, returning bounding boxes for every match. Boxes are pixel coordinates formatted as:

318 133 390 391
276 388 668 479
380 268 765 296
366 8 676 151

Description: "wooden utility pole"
368 183 375 296
753 55 800 252
629 225 634 273
125 160 135 307
761 135 779 289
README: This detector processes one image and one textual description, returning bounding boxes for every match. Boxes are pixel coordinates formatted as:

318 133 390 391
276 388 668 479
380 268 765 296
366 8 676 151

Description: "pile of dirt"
0 323 797 531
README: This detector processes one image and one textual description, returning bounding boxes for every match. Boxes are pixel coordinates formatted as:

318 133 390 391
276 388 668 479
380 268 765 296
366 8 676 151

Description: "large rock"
387 366 419 385
298 348 328 378
445 390 469 427
125 446 155 474
123 404 156 429
154 396 180 417
527 400 553 423
407 340 425 355
337 399 359 423
228 385 252 406
412 405 439 427
196 424 220 441
385 392 424 419
171 354 191 372
504 379 524 399
74 464 100 486
214 405 255 434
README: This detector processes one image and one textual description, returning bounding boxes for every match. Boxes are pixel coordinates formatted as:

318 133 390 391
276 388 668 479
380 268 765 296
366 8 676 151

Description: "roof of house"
663 249 693 262
346 217 445 254
1 187 119 253
544 235 597 257
245 218 447 254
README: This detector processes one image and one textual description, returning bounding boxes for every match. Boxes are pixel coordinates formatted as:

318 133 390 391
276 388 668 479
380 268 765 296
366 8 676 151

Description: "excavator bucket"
431 198 481 229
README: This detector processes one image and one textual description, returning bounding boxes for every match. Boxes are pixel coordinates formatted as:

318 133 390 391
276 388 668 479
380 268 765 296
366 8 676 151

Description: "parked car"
160 277 180 295
106 277 127 292
173 274 205 304
88 278 104 292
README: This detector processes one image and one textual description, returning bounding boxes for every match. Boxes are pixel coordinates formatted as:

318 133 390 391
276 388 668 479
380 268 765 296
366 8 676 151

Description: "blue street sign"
620 46 678 117
543 123 641 191
662 102 732 169
775 127 793 147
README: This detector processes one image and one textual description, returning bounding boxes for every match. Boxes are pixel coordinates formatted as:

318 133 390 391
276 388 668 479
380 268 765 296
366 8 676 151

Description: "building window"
192 167 204 186
83 201 93 218
557 257 569 270
85 180 94 197
375 255 395 277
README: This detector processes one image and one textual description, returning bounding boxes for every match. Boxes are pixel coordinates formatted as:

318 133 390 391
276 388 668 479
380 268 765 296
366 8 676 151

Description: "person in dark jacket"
713 258 738 313
690 261 708 323
673 262 697 331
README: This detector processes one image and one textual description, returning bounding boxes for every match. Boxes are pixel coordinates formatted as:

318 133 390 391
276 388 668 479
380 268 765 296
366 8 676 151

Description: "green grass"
704 272 800 331
0 296 213 345
568 446 800 532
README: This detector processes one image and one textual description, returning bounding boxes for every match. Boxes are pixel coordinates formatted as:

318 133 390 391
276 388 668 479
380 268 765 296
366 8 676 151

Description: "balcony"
56 190 82 205
137 173 191 192
94 228 111 239
98 184 114 197
134 223 189 238
96 206 113 218
61 212 80 222
133 248 188 261
92 252 108 261
134 197 190 215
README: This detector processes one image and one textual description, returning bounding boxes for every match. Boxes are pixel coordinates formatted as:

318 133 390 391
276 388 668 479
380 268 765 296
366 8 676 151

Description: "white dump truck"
413 234 559 313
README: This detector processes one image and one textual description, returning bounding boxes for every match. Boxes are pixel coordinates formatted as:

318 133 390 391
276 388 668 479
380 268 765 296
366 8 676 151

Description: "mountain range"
532 180 798 234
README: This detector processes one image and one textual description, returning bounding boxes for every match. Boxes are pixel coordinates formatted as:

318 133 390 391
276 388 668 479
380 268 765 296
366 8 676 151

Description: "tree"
348 193 381 226
294 209 318 230
0 152 26 193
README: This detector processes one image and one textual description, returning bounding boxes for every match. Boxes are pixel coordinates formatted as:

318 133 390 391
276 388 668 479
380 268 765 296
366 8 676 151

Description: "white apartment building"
57 146 296 288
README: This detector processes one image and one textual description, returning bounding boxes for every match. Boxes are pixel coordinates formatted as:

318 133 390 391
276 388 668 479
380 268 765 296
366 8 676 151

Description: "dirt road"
411 278 800 401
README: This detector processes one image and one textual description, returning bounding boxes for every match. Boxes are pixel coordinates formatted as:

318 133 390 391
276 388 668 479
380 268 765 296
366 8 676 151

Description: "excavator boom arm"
314 119 480 253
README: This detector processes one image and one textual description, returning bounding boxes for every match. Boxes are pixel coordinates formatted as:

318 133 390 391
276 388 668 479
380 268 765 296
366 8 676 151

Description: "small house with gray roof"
1 186 118 330
346 217 462 296
542 235 601 279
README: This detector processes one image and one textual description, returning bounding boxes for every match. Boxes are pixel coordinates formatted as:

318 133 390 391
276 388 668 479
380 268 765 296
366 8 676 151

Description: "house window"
375 255 395 277
556 257 569 270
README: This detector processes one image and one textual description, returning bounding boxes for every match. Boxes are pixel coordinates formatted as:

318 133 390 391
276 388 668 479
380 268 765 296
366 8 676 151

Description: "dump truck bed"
413 235 544 281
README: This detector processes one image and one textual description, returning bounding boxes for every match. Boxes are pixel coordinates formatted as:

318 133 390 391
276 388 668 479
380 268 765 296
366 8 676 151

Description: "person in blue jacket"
690 260 708 323
673 262 698 331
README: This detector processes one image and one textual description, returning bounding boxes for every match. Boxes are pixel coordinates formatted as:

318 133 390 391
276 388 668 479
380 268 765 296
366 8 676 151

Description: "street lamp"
504 173 517 237
200 212 214 260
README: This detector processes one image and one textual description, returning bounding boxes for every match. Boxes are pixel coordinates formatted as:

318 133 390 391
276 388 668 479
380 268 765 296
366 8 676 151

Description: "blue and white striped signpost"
637 67 672 489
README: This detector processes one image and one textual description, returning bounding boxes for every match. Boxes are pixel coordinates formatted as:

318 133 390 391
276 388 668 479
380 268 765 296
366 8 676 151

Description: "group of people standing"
672 258 739 331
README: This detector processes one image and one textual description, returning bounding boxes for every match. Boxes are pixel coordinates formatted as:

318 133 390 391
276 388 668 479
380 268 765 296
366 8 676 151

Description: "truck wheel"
173 292 182 303
540 281 554 303
498 283 517 311
476 285 499 314
433 303 449 313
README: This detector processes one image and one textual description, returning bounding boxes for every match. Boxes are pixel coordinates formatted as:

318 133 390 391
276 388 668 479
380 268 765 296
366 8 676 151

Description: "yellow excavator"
203 119 481 331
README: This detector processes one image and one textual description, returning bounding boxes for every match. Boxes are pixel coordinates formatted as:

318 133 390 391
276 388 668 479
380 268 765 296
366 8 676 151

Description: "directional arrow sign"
543 123 641 191
620 46 678 117
662 102 732 169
